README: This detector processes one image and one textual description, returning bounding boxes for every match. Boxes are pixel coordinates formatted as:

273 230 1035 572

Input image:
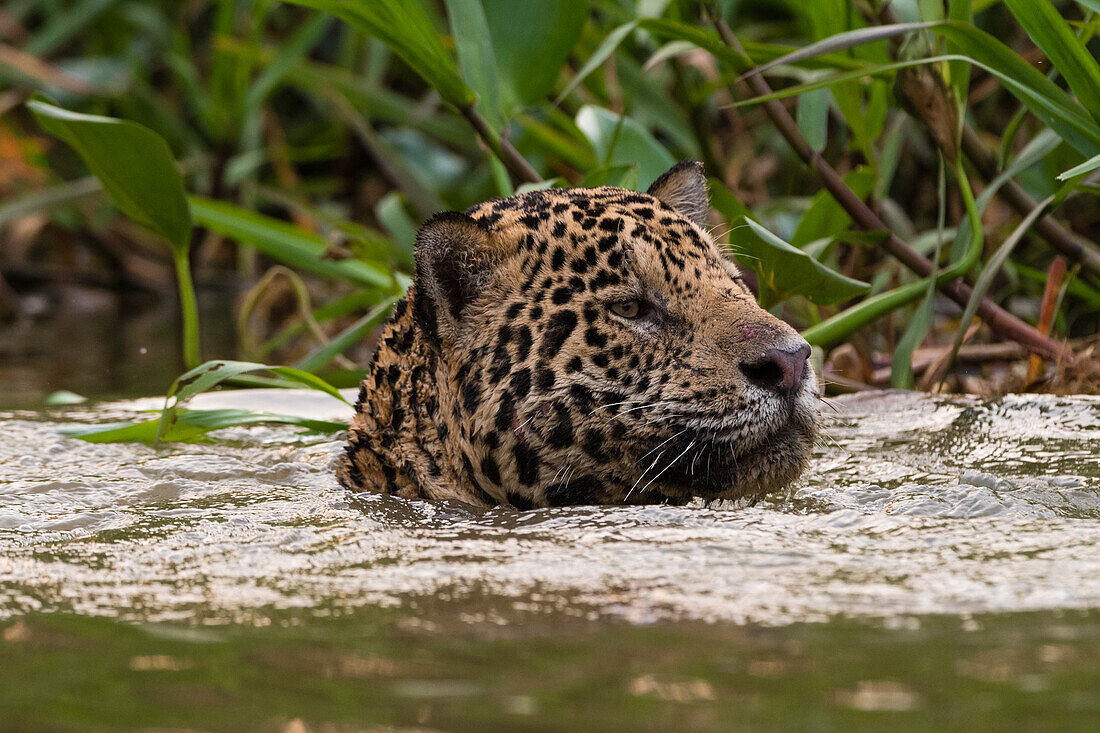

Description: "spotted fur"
339 161 819 507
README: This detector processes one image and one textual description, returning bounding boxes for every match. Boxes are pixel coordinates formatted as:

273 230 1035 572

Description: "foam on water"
1 390 1098 625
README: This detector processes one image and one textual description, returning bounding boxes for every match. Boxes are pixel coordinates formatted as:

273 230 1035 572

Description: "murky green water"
1 390 1098 730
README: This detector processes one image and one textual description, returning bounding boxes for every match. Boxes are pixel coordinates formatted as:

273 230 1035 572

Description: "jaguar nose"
740 342 811 395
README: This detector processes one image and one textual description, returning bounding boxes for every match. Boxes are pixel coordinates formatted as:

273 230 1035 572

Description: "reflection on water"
0 389 1098 727
0 288 237 408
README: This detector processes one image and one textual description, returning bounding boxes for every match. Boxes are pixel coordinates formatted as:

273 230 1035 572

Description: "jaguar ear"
647 160 709 228
413 212 492 345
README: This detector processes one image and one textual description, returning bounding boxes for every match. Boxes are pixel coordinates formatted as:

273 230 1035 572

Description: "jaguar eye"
609 299 643 319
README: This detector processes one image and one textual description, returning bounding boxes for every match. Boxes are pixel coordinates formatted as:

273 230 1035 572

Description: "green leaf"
1004 0 1100 128
707 178 754 223
188 197 392 287
445 0 503 127
296 296 400 373
801 277 931 348
152 360 349 444
283 0 476 108
791 167 876 247
891 289 936 389
62 409 346 445
168 360 350 408
578 165 640 189
942 195 1054 380
892 161 947 390
796 86 830 153
945 0 973 107
1057 152 1100 181
574 106 675 189
27 98 192 252
732 22 1100 157
555 20 638 104
730 218 870 308
374 193 418 264
45 390 88 406
483 0 588 110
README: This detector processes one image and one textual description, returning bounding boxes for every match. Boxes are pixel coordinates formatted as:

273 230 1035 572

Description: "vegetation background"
2 0 1100 424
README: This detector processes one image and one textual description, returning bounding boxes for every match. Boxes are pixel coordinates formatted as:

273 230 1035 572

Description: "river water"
1 389 1097 729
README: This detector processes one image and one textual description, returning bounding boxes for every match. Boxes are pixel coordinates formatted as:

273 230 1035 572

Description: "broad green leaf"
189 197 392 287
483 0 588 110
154 360 349 444
730 218 870 308
644 40 699 71
801 277 931 348
707 178 754 223
791 167 876 247
579 165 640 190
514 112 599 171
283 0 476 108
63 409 346 444
515 178 566 194
28 99 192 251
1004 0 1100 127
575 106 675 189
445 0 503 127
168 360 350 408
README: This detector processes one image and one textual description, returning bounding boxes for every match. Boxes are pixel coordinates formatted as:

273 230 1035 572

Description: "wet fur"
340 162 819 508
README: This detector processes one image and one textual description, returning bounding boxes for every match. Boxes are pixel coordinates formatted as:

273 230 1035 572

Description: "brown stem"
460 104 543 185
874 3 1100 280
1026 256 1068 384
0 43 98 95
959 126 1100 278
709 10 1073 362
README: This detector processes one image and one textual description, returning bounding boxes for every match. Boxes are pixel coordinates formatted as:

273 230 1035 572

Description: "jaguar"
339 161 819 508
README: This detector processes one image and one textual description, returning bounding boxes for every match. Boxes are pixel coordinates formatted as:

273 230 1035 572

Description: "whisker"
627 449 666 500
640 440 696 495
638 427 689 462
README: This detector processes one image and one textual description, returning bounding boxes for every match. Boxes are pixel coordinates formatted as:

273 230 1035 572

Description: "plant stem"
173 247 202 369
460 104 543 184
959 126 1100 279
708 9 1073 363
872 3 1100 280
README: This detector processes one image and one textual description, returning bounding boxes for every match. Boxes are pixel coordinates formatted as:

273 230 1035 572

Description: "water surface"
1 390 1097 729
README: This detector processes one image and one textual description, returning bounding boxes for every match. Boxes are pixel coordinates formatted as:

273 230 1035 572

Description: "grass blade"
63 409 346 444
943 195 1055 381
283 0 475 108
296 296 400 373
1004 0 1100 127
730 53 1100 157
189 196 393 287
